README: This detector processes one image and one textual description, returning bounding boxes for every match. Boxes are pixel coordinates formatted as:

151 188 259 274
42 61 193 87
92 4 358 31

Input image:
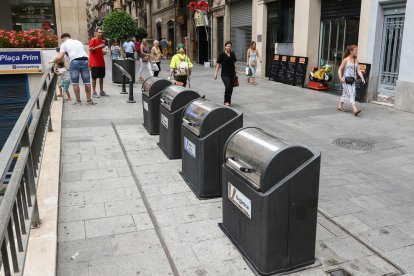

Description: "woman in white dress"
337 45 366 116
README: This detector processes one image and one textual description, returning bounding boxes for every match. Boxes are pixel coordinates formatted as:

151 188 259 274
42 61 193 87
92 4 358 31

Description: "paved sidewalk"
57 58 414 275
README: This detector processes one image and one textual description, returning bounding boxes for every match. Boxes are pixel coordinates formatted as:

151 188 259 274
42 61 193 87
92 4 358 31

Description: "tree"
102 10 137 57
135 27 148 40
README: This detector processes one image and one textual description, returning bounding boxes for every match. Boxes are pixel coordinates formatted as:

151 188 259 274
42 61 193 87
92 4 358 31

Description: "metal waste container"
141 77 172 135
180 99 243 198
158 85 201 159
219 127 320 275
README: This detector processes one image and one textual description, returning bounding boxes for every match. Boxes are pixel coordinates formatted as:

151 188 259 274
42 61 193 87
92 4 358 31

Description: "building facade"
246 0 413 113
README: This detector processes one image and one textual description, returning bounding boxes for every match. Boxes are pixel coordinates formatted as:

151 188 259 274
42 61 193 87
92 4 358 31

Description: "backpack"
175 55 189 76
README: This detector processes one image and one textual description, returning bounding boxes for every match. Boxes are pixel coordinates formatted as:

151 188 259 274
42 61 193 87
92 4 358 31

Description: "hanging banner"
194 10 209 27
0 51 43 74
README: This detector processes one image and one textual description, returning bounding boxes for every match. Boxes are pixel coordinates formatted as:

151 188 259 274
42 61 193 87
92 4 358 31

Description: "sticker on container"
183 137 196 158
161 113 168 129
143 101 148 111
228 182 251 219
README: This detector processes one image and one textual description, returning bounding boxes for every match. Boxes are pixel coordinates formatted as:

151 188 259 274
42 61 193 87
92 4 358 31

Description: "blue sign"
0 51 43 74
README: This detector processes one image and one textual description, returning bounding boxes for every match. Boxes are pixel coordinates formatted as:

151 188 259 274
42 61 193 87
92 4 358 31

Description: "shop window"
0 1 56 32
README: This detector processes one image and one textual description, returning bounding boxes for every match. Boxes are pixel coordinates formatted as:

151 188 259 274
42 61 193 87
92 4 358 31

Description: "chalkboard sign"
277 55 288 83
355 63 371 103
269 55 280 81
294 57 308 88
286 56 297 85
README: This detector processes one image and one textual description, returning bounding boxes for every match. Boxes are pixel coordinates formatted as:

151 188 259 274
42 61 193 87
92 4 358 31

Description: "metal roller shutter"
230 0 252 61
321 0 361 19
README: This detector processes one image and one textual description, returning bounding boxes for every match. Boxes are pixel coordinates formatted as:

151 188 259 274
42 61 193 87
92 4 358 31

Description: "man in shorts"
51 33 96 105
89 27 108 98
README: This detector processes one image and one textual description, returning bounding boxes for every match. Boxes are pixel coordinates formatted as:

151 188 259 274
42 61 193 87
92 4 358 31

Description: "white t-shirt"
60 39 88 62
59 68 70 81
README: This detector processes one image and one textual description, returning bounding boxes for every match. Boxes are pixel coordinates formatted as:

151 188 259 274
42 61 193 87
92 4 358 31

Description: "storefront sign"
0 51 42 74
194 10 209 27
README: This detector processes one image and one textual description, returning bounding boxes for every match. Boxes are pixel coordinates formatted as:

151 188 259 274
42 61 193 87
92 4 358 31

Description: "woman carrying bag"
214 41 237 106
139 39 153 81
246 41 262 85
337 45 366 116
151 40 165 77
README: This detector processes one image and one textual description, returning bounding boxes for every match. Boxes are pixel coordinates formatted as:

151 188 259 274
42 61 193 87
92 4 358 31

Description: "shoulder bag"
345 58 357 85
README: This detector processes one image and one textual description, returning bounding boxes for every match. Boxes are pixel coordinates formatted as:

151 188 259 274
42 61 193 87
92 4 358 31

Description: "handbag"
151 62 159 71
232 76 239 87
344 58 357 85
245 67 252 76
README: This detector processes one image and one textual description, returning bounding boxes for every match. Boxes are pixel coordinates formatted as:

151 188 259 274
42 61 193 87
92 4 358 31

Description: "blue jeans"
70 59 91 85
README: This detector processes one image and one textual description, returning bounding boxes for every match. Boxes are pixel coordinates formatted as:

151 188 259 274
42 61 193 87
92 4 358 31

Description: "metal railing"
0 64 57 275
114 63 136 103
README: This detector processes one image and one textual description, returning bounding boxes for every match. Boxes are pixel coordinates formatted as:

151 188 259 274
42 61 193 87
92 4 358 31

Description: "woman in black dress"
214 41 237 106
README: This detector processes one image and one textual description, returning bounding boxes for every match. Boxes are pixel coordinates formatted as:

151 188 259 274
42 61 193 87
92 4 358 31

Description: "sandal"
337 107 346 112
354 109 361 116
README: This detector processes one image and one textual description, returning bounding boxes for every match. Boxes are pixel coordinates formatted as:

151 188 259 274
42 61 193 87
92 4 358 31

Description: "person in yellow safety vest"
169 43 193 87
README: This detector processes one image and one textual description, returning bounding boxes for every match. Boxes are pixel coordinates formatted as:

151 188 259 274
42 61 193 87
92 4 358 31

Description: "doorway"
319 18 359 90
378 9 405 96
156 23 161 41
197 27 209 64
265 2 278 77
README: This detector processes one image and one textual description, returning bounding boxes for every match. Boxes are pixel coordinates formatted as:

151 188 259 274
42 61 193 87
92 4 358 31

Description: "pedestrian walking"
337 45 365 116
214 41 237 106
123 37 135 59
151 40 165 77
110 41 121 60
51 33 95 105
89 27 109 98
167 40 172 58
161 37 168 58
169 43 193 87
138 38 153 81
134 37 141 60
55 61 72 101
246 41 262 85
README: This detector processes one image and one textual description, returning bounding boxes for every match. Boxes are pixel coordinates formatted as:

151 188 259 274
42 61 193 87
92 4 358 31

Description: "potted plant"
102 10 137 83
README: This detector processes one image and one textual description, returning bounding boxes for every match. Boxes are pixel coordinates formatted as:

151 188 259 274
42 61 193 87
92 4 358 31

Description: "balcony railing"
0 64 57 275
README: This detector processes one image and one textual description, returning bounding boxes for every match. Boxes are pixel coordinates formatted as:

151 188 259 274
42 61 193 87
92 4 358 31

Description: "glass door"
319 18 359 90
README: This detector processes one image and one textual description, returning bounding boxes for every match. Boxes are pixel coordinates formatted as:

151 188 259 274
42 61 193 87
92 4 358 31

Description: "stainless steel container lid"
182 98 239 137
225 127 314 191
160 85 199 111
141 77 171 97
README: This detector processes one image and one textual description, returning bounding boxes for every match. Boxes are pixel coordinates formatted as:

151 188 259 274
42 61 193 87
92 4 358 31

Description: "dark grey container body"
142 93 161 135
220 153 320 275
180 114 243 198
158 90 201 159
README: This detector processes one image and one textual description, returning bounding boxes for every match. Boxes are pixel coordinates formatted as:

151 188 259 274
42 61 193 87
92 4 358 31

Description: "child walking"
55 62 72 101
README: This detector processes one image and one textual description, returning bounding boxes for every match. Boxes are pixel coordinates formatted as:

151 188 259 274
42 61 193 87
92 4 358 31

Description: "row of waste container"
141 77 321 275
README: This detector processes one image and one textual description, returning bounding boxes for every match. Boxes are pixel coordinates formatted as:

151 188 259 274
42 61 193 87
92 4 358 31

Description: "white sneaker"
86 100 97 106
71 100 81 105
93 92 100 98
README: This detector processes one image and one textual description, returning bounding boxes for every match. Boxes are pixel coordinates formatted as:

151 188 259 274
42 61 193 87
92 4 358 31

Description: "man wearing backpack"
169 44 193 87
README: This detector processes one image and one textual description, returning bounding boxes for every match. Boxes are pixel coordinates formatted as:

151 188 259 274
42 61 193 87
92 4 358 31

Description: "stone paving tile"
58 236 113 264
110 229 162 256
99 175 135 190
59 191 85 207
87 253 152 276
58 221 86 242
321 236 374 261
132 212 153 231
82 168 119 180
384 245 414 275
85 215 136 238
57 262 89 276
104 198 146 217
358 226 414 252
60 179 101 194
59 203 106 222
83 188 127 204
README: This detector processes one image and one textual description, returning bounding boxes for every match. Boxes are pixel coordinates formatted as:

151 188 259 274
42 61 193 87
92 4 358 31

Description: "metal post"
121 74 127 94
127 81 136 103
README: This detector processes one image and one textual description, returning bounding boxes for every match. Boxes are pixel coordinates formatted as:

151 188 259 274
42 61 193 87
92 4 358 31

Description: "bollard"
127 81 136 103
121 74 127 94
